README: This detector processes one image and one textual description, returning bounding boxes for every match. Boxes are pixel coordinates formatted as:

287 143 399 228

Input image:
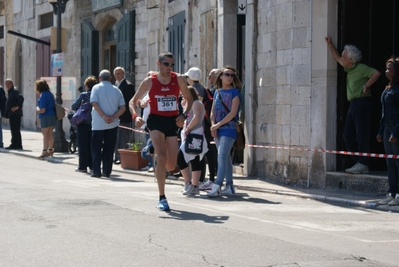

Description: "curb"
2 148 397 213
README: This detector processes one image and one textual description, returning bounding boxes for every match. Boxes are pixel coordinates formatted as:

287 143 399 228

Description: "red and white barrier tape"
118 125 149 135
117 124 398 159
246 144 399 159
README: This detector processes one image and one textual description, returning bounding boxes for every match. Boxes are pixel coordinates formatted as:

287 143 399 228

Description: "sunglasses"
160 61 175 68
222 72 236 78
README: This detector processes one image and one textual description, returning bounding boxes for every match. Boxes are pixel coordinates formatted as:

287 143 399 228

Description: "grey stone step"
326 171 388 194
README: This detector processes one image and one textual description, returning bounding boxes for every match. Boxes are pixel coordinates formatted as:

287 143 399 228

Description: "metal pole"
53 0 68 152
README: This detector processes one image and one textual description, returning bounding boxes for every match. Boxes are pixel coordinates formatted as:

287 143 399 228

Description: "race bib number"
156 96 177 111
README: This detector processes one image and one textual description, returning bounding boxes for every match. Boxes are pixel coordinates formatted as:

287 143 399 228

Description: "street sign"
238 0 247 14
51 53 63 77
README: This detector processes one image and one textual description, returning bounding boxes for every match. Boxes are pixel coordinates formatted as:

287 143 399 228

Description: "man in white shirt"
90 70 126 178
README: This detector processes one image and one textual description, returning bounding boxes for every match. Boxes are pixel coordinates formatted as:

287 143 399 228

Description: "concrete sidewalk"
0 126 396 212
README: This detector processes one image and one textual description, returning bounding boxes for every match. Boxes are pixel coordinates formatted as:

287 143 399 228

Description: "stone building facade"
1 0 396 189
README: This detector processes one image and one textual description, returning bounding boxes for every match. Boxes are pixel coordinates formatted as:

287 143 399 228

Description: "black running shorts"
146 114 179 137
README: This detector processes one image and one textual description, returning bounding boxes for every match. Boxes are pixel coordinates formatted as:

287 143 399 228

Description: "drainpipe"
245 0 258 176
307 0 313 188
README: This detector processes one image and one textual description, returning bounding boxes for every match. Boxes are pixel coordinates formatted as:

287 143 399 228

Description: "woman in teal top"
36 79 56 158
207 66 242 197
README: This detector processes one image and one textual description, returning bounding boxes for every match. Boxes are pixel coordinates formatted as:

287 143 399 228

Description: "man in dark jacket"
0 85 6 148
4 79 24 149
113 67 135 164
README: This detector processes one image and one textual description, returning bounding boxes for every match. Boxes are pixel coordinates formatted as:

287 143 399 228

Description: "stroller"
67 112 77 154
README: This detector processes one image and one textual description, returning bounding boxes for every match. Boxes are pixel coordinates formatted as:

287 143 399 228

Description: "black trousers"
9 115 22 148
200 143 218 182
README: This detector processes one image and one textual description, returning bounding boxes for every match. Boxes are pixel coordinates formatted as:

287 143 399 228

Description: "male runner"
129 52 193 211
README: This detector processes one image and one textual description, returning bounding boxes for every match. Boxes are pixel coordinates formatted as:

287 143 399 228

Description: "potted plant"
118 142 149 170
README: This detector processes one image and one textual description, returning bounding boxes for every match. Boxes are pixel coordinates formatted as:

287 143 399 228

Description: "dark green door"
81 22 99 85
116 10 135 82
168 11 185 74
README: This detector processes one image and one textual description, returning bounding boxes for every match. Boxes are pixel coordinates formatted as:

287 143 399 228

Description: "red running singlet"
148 72 180 116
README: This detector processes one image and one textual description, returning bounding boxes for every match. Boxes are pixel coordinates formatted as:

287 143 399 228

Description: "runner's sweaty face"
158 57 175 76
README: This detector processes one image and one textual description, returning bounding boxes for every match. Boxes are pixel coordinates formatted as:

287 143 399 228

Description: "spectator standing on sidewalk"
179 86 208 196
183 67 215 188
90 70 126 178
207 66 242 197
377 57 399 206
0 85 6 148
325 37 380 174
35 79 57 158
185 67 206 98
71 76 96 173
129 52 193 211
4 79 24 150
113 67 135 164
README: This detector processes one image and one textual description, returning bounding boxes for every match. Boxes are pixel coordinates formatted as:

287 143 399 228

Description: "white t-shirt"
141 93 150 130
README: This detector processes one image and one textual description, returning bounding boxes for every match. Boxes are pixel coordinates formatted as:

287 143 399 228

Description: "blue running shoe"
141 139 153 159
158 199 170 211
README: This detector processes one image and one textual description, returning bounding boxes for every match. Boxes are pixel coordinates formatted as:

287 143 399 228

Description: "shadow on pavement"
161 209 229 224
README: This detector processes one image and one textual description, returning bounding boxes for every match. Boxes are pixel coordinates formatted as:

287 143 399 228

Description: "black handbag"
185 133 204 155
217 91 246 150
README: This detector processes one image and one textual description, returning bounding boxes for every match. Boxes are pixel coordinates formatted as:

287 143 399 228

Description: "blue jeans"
77 124 92 170
383 125 399 196
214 136 235 186
92 127 118 176
143 132 153 168
343 97 372 166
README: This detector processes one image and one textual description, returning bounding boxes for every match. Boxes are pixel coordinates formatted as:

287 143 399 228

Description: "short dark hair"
158 52 174 62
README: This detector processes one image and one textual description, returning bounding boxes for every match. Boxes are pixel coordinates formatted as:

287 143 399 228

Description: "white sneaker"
388 193 399 206
221 185 235 196
207 184 221 197
345 163 369 174
141 166 150 171
186 186 200 196
378 193 394 205
199 180 213 191
182 182 191 193
148 167 154 173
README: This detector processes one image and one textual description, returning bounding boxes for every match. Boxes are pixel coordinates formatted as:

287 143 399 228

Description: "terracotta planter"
118 149 149 170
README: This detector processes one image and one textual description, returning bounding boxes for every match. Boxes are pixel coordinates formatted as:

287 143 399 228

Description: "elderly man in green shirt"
326 37 381 174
